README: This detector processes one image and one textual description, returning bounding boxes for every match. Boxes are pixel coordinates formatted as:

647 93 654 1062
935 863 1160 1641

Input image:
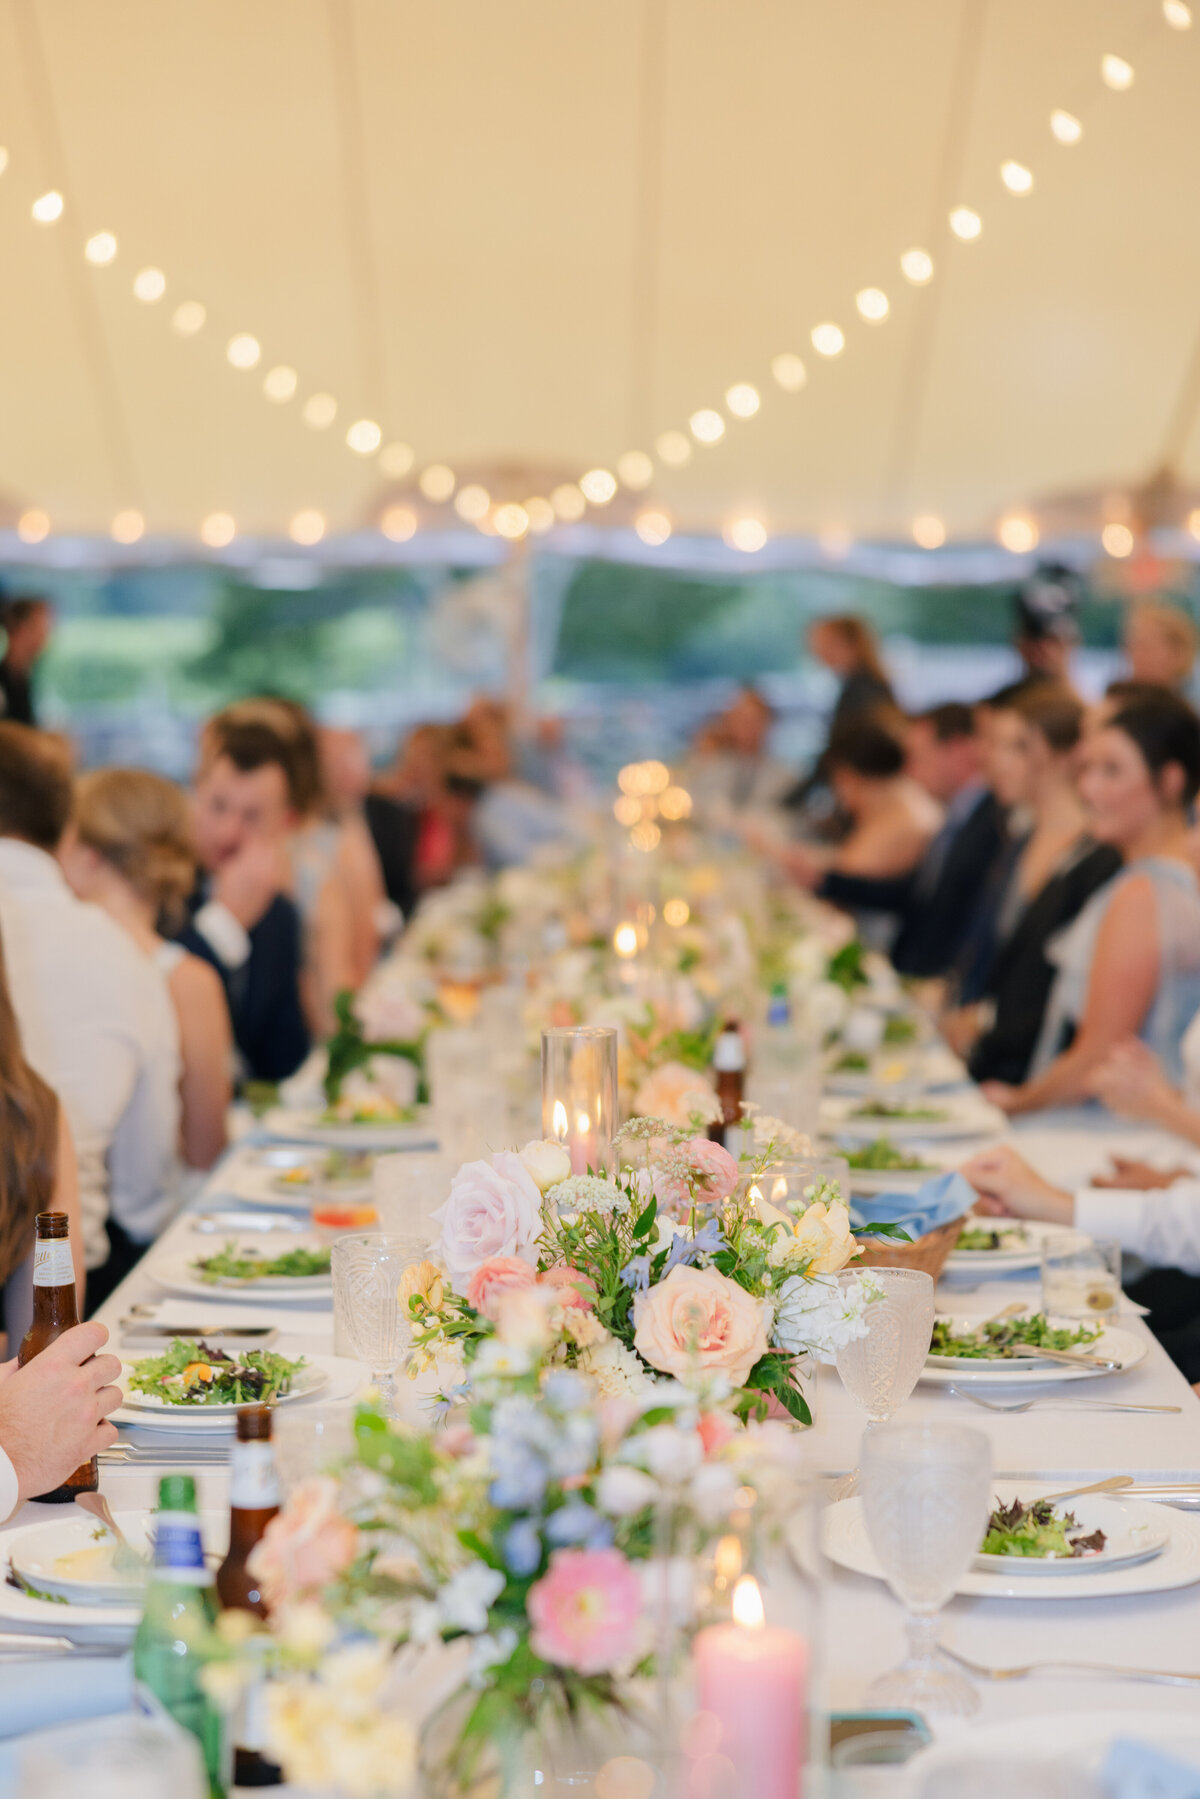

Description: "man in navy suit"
178 714 310 1083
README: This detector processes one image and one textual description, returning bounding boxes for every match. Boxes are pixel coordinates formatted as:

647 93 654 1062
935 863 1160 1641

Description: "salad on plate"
273 1149 373 1194
127 1338 309 1406
930 1314 1103 1362
980 1497 1106 1561
189 1242 331 1286
845 1137 940 1173
955 1222 1030 1253
850 1100 948 1123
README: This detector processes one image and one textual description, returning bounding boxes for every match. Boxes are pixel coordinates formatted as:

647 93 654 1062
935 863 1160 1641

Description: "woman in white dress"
980 692 1200 1117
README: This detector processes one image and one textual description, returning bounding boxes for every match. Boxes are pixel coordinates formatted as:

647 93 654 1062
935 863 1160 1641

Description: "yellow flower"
791 1198 857 1274
397 1258 444 1312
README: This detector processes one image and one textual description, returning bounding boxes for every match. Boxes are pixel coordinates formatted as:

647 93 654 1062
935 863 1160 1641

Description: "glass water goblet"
1041 1234 1121 1321
832 1266 935 1495
859 1422 992 1718
331 1232 426 1416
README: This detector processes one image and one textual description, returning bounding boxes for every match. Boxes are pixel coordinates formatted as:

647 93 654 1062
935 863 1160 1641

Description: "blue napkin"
848 1171 973 1240
1102 1739 1200 1797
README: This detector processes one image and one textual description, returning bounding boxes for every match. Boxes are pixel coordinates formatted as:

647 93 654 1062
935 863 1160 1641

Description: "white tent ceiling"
1 0 1199 548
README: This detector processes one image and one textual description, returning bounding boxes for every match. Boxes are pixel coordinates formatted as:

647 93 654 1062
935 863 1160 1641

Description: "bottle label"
153 1509 210 1585
32 1240 73 1288
230 1440 281 1511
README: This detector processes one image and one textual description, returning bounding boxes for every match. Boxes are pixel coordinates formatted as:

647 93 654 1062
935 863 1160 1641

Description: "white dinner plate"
824 1047 968 1098
7 1508 228 1608
970 1485 1170 1576
920 1317 1146 1384
943 1216 1080 1274
120 1354 328 1416
112 1351 361 1432
906 1710 1200 1794
818 1487 1200 1600
845 1158 952 1197
262 1106 438 1150
149 1242 332 1303
820 1092 1007 1143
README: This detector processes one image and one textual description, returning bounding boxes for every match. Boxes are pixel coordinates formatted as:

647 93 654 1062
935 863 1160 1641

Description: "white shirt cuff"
1073 1188 1147 1254
193 901 251 971
0 1446 20 1523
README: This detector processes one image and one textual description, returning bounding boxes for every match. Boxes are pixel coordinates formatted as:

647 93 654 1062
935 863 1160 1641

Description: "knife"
1009 1345 1123 1371
119 1319 278 1343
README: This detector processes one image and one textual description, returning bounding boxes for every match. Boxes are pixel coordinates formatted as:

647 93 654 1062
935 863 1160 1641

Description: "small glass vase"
541 1026 618 1175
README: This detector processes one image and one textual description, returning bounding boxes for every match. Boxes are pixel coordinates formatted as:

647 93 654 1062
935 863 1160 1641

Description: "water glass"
1041 1235 1122 1321
331 1232 426 1415
272 1401 357 1496
860 1422 992 1717
834 1267 935 1427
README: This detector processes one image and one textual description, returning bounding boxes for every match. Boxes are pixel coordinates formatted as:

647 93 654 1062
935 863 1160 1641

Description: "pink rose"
633 1265 771 1386
466 1256 538 1320
697 1412 735 1458
632 1061 720 1130
357 983 425 1045
247 1477 357 1609
538 1265 597 1310
655 1137 741 1210
431 1152 543 1280
528 1548 643 1675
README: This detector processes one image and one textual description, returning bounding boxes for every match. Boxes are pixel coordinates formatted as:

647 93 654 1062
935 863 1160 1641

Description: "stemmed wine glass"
832 1266 935 1495
330 1233 426 1417
860 1422 992 1717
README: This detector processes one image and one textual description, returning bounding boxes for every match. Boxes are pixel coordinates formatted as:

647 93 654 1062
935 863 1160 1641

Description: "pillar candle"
693 1584 807 1799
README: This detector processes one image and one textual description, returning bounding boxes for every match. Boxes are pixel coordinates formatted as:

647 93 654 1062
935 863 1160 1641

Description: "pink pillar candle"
693 1616 808 1799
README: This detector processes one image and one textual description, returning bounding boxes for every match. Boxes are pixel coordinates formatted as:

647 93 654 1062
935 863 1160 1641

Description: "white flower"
439 1560 506 1635
785 936 828 984
595 1465 659 1517
341 1056 418 1110
274 1601 337 1659
469 1627 519 1685
771 1270 872 1364
546 1174 630 1215
519 1139 574 1194
430 1152 543 1280
627 1424 703 1483
688 1461 741 1523
472 1339 534 1380
576 1336 651 1399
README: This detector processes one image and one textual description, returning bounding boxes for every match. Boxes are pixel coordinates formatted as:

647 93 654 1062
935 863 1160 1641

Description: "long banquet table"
1 1101 1199 1790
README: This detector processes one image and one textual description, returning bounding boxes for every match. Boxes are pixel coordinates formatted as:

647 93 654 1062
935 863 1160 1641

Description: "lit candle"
692 1575 808 1799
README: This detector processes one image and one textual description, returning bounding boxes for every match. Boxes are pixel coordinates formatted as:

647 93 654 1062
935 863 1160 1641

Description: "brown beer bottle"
708 1022 746 1148
18 1211 98 1502
217 1405 283 1787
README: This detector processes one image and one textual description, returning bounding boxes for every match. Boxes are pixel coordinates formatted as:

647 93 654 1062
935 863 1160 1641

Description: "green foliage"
323 988 428 1104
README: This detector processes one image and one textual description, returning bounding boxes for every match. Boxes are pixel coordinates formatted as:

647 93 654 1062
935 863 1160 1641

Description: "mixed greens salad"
127 1338 307 1406
844 1137 939 1173
955 1223 1029 1253
275 1149 373 1190
321 1095 417 1126
980 1497 1106 1560
930 1314 1103 1361
190 1242 332 1285
832 1050 871 1073
882 1014 918 1045
850 1100 947 1123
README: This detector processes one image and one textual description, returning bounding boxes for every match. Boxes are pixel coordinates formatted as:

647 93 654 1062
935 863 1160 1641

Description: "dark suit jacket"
178 889 309 1084
818 790 1009 978
364 792 421 922
968 839 1122 1086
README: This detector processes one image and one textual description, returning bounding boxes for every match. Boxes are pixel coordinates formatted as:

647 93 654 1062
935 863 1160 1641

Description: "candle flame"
714 1534 742 1586
577 1110 591 1134
613 921 639 958
770 1176 788 1203
552 1101 569 1142
746 1183 763 1213
732 1574 764 1630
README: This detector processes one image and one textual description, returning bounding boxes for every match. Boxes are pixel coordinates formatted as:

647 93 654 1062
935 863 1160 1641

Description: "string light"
551 483 586 521
263 365 297 402
726 518 767 553
200 511 236 548
1164 1 1192 27
419 464 456 502
226 334 261 370
289 509 325 545
31 191 63 224
1188 508 1200 542
1050 109 1083 144
346 419 382 455
655 430 692 466
617 450 654 489
454 484 490 522
912 514 946 549
811 323 845 357
133 267 166 303
111 509 145 545
171 300 206 335
525 497 555 534
493 502 529 540
771 352 807 391
580 468 617 504
302 393 337 429
725 383 761 418
689 410 725 444
998 514 1039 553
948 206 982 241
84 231 117 265
900 248 934 284
635 509 672 546
1000 160 1034 195
855 287 889 322
380 504 417 542
379 442 415 478
1101 53 1134 90
17 509 49 544
1101 522 1134 557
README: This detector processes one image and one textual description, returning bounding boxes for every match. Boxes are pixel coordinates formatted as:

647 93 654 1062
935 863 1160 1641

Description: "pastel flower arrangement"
323 984 432 1115
408 1119 886 1426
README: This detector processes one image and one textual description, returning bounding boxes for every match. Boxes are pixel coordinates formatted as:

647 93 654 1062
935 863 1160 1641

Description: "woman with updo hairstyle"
59 769 232 1173
980 691 1200 1115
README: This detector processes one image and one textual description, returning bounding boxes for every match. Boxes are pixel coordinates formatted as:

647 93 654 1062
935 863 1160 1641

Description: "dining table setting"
1 832 1200 1799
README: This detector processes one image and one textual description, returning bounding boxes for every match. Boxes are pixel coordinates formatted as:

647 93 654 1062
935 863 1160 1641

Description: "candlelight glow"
732 1575 765 1629
659 785 692 820
714 1535 743 1586
613 922 639 958
663 897 690 927
552 1101 569 1142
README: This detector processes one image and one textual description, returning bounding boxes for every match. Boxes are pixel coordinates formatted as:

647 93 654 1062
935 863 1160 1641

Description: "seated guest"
1124 601 1197 695
1013 564 1081 688
815 703 1006 977
319 727 398 968
981 692 1200 1116
947 686 1121 1082
683 687 794 820
783 614 894 828
183 714 310 1083
0 595 52 726
60 769 232 1172
0 1319 123 1517
0 725 179 1294
458 699 586 869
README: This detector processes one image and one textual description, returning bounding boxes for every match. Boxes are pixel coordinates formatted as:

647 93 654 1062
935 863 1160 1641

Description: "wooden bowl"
853 1213 965 1283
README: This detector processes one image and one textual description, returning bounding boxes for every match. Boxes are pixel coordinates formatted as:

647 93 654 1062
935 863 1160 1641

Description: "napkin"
848 1171 973 1240
1102 1738 1200 1797
0 1651 131 1740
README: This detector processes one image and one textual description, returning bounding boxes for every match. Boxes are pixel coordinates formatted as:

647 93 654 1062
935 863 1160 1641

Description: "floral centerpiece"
323 985 431 1121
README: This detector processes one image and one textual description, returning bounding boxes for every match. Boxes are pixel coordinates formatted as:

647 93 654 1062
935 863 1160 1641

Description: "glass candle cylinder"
541 1026 618 1176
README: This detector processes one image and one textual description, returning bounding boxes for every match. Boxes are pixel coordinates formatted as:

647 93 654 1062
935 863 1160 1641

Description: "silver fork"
948 1385 1182 1415
940 1642 1200 1687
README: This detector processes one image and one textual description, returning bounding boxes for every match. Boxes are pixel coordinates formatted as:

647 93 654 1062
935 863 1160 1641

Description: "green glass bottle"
133 1474 227 1799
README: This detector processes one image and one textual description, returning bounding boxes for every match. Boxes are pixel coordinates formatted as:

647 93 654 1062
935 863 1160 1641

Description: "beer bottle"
709 1022 747 1149
217 1406 283 1788
18 1211 98 1502
134 1474 227 1799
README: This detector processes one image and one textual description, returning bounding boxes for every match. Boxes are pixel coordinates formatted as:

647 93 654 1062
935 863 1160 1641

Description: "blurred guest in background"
0 596 52 727
319 726 397 971
1013 565 1082 686
684 686 793 821
60 768 232 1174
1124 601 1197 695
783 614 894 831
458 697 585 868
373 722 456 906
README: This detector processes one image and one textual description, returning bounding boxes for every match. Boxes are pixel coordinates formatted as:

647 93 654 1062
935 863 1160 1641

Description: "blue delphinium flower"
488 1439 548 1511
503 1518 543 1576
620 1255 652 1291
662 1216 728 1275
544 1501 614 1550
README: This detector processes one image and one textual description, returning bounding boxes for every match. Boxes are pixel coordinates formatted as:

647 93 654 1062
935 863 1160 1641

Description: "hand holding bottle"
0 1321 122 1505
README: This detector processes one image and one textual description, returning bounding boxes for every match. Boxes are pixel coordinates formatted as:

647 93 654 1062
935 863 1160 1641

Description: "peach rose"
247 1477 358 1609
538 1265 597 1310
633 1265 771 1386
466 1256 538 1321
632 1061 720 1130
792 1198 857 1274
398 1258 445 1313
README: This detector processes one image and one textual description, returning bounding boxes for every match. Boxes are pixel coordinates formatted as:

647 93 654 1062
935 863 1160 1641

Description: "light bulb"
346 419 382 455
998 514 1038 553
725 383 761 418
660 788 691 821
454 484 490 523
811 323 845 357
551 483 586 521
16 509 50 544
303 393 338 430
380 504 418 542
655 429 692 466
912 514 946 549
31 190 63 224
1101 53 1134 89
1101 522 1134 558
1164 1 1192 27
263 365 298 403
418 463 455 502
493 503 530 540
771 352 807 391
84 231 117 265
201 512 236 548
856 287 889 322
111 509 145 545
613 922 639 958
617 450 654 489
525 497 556 534
689 410 725 444
379 441 415 478
226 334 261 370
133 267 166 303
630 820 662 852
1000 160 1034 194
171 300 206 336
949 206 982 241
663 897 690 925
290 509 326 546
580 468 617 504
900 248 934 284
613 794 641 826
726 517 767 553
635 509 671 546
1050 109 1083 144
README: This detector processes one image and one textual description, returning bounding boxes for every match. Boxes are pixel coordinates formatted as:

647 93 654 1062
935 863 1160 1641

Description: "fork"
948 1385 1182 1415
940 1642 1200 1687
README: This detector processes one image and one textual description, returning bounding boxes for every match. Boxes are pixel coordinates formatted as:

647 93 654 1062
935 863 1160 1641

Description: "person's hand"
212 834 291 930
957 1145 1073 1223
1091 1156 1191 1191
940 1004 985 1058
0 1323 122 1505
979 1080 1021 1114
1090 1038 1178 1125
778 843 826 890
